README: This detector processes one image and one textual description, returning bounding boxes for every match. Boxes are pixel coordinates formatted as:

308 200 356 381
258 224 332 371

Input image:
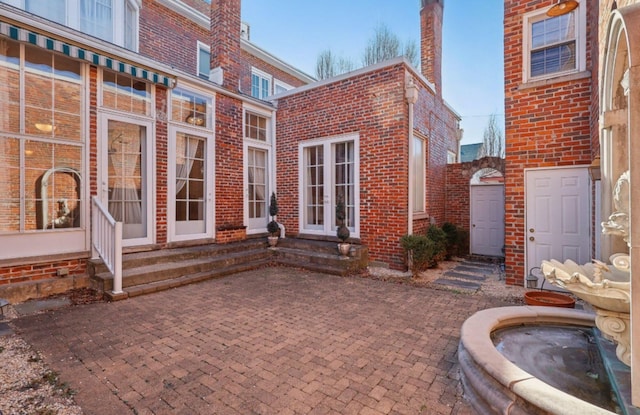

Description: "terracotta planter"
524 291 575 308
267 236 278 247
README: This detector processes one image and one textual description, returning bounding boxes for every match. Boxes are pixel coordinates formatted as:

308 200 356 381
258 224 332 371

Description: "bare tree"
315 49 356 80
479 113 505 158
316 23 418 80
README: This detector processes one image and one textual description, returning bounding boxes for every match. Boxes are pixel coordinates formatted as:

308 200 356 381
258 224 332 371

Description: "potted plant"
267 192 279 247
336 196 351 256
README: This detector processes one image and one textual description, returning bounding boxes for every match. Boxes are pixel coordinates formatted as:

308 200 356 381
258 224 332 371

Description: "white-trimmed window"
244 111 269 142
447 150 457 164
522 6 586 82
412 135 425 212
274 79 293 95
197 41 210 80
170 87 212 130
2 0 140 51
251 68 271 100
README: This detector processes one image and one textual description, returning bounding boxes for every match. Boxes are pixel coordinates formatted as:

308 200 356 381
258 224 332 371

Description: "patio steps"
88 237 368 301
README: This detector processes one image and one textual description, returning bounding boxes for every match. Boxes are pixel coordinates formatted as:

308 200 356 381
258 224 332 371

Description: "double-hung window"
523 6 586 82
251 68 271 100
2 0 140 51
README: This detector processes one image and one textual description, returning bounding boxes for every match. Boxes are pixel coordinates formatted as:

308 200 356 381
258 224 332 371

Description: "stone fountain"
541 170 632 366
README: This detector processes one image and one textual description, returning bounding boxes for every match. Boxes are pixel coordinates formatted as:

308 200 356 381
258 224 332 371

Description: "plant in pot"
267 192 279 247
336 197 351 257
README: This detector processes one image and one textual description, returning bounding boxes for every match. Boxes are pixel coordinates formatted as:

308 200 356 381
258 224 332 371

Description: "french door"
245 146 270 232
300 136 359 237
168 126 214 241
101 115 153 245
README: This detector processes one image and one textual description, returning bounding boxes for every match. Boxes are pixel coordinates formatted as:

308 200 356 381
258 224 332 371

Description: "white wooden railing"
91 196 123 294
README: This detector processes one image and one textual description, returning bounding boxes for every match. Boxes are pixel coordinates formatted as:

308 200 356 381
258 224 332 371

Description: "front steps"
89 238 368 301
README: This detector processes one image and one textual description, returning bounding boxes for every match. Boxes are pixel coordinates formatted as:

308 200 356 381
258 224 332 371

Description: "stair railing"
91 196 123 294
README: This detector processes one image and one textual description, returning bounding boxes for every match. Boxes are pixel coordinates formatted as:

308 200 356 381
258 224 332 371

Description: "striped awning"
0 20 176 88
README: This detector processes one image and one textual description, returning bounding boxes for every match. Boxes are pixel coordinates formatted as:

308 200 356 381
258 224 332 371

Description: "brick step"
93 248 271 292
274 257 353 276
273 246 361 272
105 258 272 301
275 238 346 255
88 239 265 276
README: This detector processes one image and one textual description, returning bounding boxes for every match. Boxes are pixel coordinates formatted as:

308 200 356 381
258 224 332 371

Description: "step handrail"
91 196 123 294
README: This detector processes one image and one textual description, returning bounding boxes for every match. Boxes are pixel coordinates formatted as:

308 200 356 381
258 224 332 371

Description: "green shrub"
441 222 459 259
426 225 447 260
400 234 441 274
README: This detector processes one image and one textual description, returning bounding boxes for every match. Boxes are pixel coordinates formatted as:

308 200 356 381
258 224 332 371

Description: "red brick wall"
210 0 242 91
420 0 443 95
504 0 595 285
155 87 169 246
276 64 459 269
445 163 470 231
139 0 209 75
215 94 245 232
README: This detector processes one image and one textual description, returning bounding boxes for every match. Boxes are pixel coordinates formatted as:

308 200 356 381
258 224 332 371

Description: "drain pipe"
405 75 419 235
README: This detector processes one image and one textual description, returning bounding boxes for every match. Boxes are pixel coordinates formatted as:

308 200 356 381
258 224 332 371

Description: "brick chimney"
210 0 242 91
420 0 443 96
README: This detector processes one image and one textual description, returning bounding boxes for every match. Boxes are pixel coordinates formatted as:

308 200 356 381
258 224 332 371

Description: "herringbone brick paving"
12 268 510 414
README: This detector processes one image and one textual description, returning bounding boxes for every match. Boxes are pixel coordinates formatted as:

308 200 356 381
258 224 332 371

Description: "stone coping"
460 306 617 415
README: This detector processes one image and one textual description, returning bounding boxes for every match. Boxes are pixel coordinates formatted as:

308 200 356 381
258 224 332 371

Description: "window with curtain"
3 0 139 51
0 38 84 233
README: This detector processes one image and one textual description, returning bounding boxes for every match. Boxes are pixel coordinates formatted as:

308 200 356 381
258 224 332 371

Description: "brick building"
0 0 461 302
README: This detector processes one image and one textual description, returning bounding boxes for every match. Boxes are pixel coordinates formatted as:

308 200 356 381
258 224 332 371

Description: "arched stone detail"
459 156 505 178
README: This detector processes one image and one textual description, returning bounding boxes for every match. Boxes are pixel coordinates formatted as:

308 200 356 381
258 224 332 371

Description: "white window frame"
274 79 293 95
3 0 140 51
521 5 586 83
412 135 426 213
251 67 272 100
447 150 457 164
197 41 210 80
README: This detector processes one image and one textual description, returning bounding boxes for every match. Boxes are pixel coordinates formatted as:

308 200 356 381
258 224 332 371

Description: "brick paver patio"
12 268 509 414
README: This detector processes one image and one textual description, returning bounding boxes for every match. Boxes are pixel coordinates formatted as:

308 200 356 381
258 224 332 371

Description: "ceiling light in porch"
35 123 56 133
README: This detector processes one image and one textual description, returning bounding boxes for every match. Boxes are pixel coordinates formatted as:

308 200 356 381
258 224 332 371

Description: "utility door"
525 167 590 289
470 184 505 257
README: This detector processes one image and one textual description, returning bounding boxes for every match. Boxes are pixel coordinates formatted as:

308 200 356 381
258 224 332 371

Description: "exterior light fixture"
546 0 579 17
526 267 541 289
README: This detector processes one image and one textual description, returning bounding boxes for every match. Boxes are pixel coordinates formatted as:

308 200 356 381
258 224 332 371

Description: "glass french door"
171 130 213 239
301 138 358 236
103 117 153 244
246 147 269 231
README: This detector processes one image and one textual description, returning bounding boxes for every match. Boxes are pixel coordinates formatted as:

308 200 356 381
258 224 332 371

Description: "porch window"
102 70 151 116
0 39 84 233
523 6 585 82
171 87 212 129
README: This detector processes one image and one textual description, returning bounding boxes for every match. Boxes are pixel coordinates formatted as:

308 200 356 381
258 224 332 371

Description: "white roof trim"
156 0 209 28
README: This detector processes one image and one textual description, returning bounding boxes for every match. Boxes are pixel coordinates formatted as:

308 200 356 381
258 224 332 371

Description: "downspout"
405 75 419 235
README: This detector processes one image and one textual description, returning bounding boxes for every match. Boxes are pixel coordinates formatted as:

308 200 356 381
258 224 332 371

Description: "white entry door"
246 146 269 232
470 184 505 257
525 167 590 289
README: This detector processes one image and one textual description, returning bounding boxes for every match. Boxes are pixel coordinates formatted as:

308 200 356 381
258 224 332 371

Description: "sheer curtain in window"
81 0 113 42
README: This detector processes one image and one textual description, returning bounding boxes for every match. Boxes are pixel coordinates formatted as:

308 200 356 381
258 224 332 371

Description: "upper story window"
197 41 210 80
447 150 457 164
523 6 586 83
251 68 271 100
1 0 140 51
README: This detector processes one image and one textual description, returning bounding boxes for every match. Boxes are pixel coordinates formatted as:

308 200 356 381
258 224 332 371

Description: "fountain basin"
459 306 617 414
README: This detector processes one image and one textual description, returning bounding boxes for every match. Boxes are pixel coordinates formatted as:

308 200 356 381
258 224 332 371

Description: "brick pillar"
210 0 241 91
420 0 443 96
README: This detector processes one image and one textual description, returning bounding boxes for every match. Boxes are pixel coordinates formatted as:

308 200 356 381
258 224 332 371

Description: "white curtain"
176 134 199 195
108 131 142 225
248 149 266 218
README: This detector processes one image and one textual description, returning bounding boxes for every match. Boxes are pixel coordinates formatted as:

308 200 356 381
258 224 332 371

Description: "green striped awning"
0 20 176 88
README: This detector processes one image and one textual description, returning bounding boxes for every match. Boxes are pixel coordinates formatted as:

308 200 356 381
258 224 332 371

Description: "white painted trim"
298 133 360 238
241 40 315 84
155 0 208 29
521 5 587 84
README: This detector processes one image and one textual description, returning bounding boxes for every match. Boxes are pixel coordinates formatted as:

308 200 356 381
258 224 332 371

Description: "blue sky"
241 1 504 145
